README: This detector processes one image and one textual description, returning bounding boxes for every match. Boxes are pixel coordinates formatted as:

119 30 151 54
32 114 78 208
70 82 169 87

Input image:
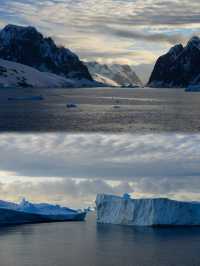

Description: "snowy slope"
92 73 119 87
96 194 200 226
0 58 98 88
85 62 142 87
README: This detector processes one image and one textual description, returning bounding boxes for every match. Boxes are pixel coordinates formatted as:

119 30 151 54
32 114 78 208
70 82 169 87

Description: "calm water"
0 87 200 132
0 214 200 266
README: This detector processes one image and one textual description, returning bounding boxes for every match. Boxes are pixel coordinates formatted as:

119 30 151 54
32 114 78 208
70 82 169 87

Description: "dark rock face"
148 36 200 88
0 24 92 81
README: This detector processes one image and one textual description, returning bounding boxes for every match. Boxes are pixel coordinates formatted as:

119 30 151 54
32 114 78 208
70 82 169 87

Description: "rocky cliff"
148 36 200 88
0 24 92 82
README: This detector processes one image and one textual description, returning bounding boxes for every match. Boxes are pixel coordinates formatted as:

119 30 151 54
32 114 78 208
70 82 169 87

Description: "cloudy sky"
0 0 199 70
0 133 200 208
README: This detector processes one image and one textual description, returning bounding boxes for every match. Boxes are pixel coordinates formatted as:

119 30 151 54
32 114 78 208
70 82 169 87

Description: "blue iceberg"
96 194 200 226
0 198 86 226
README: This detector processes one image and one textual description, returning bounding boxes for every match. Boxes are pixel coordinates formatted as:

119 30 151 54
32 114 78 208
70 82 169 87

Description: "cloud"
0 134 199 206
0 178 134 207
0 134 199 181
0 0 199 65
97 25 188 45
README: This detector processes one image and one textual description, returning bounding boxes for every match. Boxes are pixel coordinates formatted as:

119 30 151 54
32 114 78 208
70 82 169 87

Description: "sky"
0 0 200 70
0 133 200 208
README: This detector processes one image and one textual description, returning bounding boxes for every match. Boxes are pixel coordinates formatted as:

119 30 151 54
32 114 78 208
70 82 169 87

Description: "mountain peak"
188 36 200 43
0 24 43 45
3 24 35 31
186 36 200 49
0 24 92 81
148 36 200 88
168 44 183 55
1 24 40 36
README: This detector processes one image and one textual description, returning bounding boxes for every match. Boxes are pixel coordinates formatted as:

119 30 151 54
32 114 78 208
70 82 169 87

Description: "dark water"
1 87 200 132
0 214 200 266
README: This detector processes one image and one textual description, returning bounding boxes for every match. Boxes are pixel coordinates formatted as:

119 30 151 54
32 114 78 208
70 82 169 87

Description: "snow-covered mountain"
0 58 97 88
85 62 142 87
96 194 200 226
0 24 92 82
148 36 200 88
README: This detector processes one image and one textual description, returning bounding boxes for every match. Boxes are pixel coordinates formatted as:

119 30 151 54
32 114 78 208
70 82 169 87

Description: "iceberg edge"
96 194 200 226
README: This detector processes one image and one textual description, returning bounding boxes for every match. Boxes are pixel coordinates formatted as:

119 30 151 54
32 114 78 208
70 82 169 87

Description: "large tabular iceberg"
96 194 200 226
0 198 86 226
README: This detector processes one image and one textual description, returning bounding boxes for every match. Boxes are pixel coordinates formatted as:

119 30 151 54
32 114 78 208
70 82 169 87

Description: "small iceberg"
8 96 44 101
113 105 121 109
96 194 200 226
0 198 86 226
185 84 200 92
66 103 78 108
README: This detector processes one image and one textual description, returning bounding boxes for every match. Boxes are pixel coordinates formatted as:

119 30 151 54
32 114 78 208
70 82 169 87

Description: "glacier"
85 62 142 87
96 194 200 226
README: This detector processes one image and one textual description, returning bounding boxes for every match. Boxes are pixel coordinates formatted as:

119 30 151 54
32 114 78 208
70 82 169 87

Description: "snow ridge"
85 62 142 87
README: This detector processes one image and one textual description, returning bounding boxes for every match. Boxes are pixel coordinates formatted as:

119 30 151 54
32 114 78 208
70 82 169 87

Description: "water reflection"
96 223 200 266
0 215 200 266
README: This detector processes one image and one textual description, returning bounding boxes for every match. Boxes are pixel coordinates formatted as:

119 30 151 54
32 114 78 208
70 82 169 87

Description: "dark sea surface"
1 87 200 132
0 214 200 266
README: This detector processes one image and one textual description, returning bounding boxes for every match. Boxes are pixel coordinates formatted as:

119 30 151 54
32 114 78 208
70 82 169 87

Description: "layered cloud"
0 0 199 66
0 134 200 207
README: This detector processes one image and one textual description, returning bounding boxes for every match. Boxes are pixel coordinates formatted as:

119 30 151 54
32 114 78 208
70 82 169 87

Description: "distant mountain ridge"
0 24 92 82
148 36 200 88
85 61 142 87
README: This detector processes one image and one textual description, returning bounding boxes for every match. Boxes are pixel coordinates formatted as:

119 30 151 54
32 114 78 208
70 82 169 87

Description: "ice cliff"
96 194 200 226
